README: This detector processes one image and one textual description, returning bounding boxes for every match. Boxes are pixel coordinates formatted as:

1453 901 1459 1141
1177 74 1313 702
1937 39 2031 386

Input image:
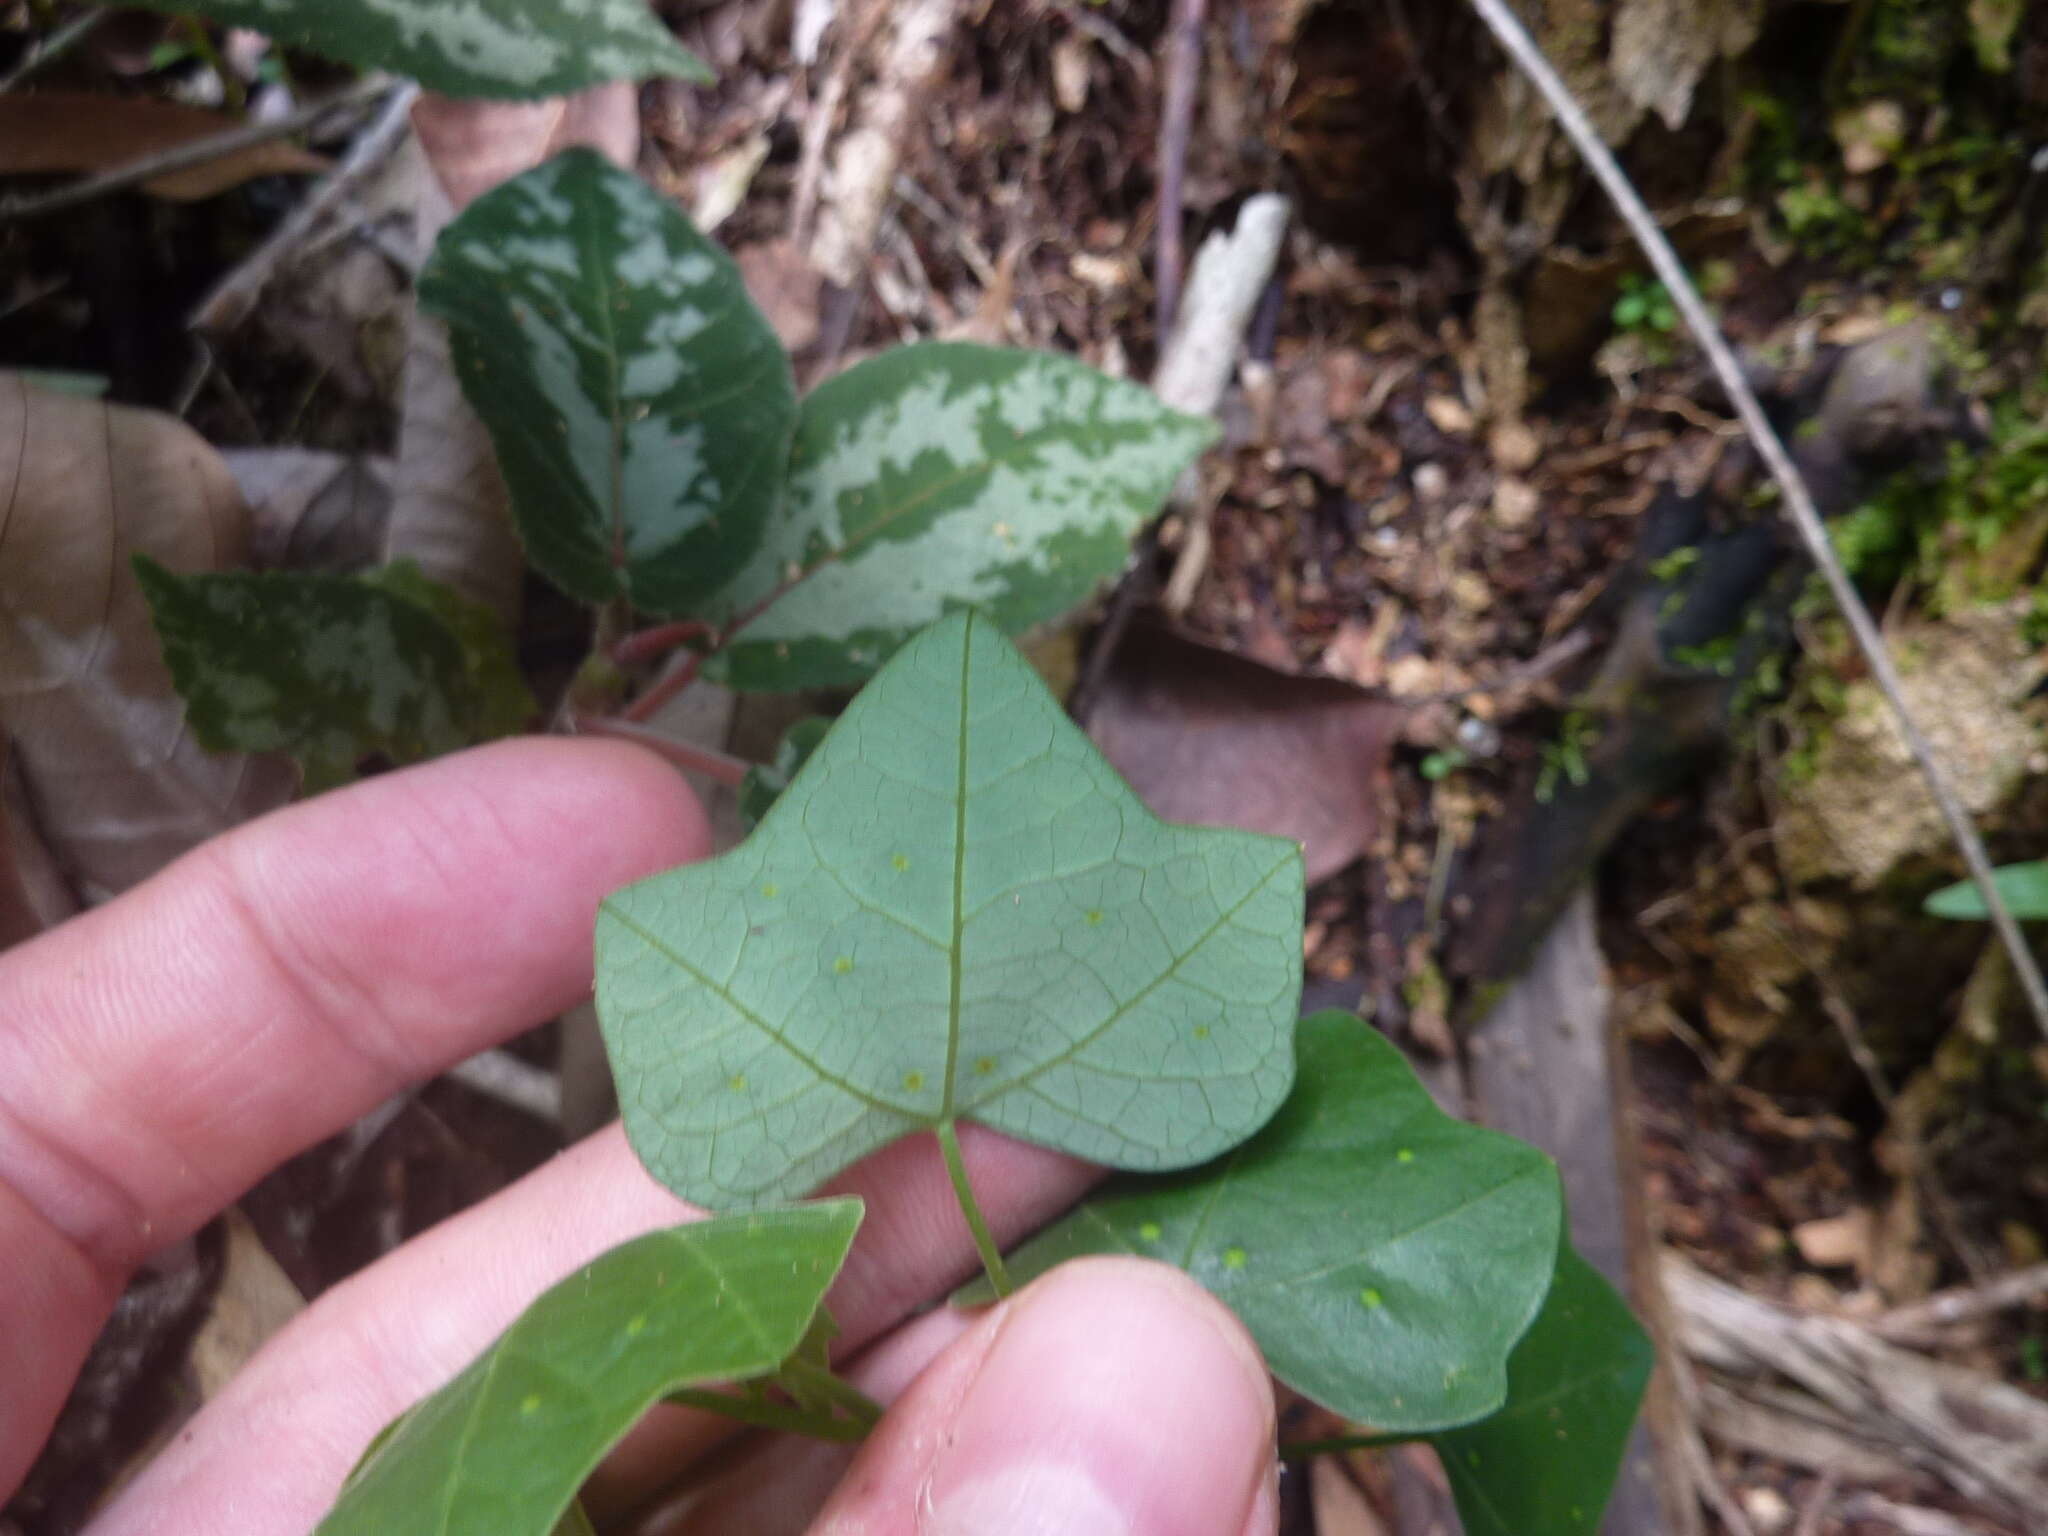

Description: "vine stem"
1465 0 2048 1045
665 1387 868 1443
779 1356 884 1433
937 1119 1012 1297
1277 1431 1407 1460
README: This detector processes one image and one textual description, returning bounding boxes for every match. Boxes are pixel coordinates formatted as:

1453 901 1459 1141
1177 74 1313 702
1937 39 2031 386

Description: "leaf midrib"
940 618 973 1119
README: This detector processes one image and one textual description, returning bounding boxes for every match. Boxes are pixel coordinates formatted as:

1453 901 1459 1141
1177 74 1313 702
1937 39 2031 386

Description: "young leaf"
703 343 1216 691
1433 1244 1655 1536
980 1011 1562 1432
317 1201 862 1536
420 151 795 617
124 0 710 99
1925 859 2048 920
134 557 534 793
738 715 831 831
597 610 1304 1209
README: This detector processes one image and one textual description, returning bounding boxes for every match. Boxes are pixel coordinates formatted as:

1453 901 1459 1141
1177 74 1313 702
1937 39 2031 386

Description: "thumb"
810 1257 1278 1536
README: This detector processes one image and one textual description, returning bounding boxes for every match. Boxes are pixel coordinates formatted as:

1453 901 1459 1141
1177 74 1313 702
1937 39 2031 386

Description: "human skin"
0 739 1277 1535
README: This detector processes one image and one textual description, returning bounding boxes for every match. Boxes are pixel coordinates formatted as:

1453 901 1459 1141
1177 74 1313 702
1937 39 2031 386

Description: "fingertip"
815 1256 1276 1536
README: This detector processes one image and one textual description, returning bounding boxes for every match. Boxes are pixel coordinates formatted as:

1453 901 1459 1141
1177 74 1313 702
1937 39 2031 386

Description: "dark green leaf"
126 0 709 98
420 151 794 616
738 715 831 831
1433 1244 1654 1536
134 556 530 793
1924 860 2048 920
317 1201 862 1536
704 343 1215 691
984 1012 1561 1432
365 561 537 741
597 610 1303 1208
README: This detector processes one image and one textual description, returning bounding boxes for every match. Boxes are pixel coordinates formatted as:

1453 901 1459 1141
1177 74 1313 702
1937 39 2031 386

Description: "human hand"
0 740 1278 1534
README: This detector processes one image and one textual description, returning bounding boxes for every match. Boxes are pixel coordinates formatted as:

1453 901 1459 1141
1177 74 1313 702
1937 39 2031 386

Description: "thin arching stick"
1466 0 2048 1043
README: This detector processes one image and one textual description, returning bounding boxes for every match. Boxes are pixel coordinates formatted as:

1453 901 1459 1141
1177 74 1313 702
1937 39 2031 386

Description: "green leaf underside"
739 716 831 831
597 610 1304 1209
127 0 709 98
704 343 1216 692
420 151 794 616
979 1012 1561 1432
134 557 525 793
1434 1244 1655 1536
1925 859 2048 920
317 1201 862 1536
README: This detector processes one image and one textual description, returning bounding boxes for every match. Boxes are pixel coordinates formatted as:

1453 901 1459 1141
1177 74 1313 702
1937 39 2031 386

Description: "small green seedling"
1925 860 2048 921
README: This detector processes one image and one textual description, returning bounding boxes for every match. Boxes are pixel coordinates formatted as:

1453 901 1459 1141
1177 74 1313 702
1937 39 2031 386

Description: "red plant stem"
612 619 714 667
620 650 706 724
574 715 751 787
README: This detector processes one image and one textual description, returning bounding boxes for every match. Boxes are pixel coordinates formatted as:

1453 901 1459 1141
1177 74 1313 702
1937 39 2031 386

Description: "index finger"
0 738 708 1498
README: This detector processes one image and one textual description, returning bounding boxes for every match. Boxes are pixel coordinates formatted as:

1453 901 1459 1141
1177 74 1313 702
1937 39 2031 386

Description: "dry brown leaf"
0 732 77 950
188 1210 305 1401
736 237 825 354
1792 1208 1875 1273
0 92 327 200
0 376 292 901
383 85 641 624
1088 626 1401 885
408 83 638 213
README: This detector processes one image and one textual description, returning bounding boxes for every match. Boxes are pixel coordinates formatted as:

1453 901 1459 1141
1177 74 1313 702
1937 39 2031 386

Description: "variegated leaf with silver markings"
704 344 1216 691
128 0 709 98
419 151 794 616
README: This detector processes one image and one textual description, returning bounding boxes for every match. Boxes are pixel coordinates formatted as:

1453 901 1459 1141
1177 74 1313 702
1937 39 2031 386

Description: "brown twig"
1154 0 1206 337
0 6 105 94
1870 1262 2048 1344
0 74 394 224
1466 0 2048 1046
573 715 749 786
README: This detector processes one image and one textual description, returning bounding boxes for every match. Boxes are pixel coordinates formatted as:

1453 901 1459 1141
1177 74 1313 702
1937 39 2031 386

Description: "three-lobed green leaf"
704 343 1217 691
596 609 1304 1209
1925 859 2048 920
317 1201 862 1536
983 1011 1563 1432
1434 1243 1655 1536
135 556 533 793
128 0 709 99
420 151 795 618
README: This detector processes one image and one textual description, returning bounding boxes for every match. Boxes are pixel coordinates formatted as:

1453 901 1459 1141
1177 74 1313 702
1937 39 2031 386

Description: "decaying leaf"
597 611 1304 1209
0 376 290 902
0 92 329 199
0 733 76 949
1087 627 1401 884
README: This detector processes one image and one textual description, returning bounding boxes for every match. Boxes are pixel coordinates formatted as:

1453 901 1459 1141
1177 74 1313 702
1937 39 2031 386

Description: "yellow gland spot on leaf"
1223 1245 1247 1270
903 1070 926 1092
973 1056 996 1076
1138 1221 1163 1241
1359 1287 1384 1309
834 955 853 974
891 853 909 871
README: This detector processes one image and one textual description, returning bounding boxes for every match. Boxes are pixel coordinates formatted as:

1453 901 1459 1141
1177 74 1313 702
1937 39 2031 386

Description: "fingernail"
921 1259 1274 1536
